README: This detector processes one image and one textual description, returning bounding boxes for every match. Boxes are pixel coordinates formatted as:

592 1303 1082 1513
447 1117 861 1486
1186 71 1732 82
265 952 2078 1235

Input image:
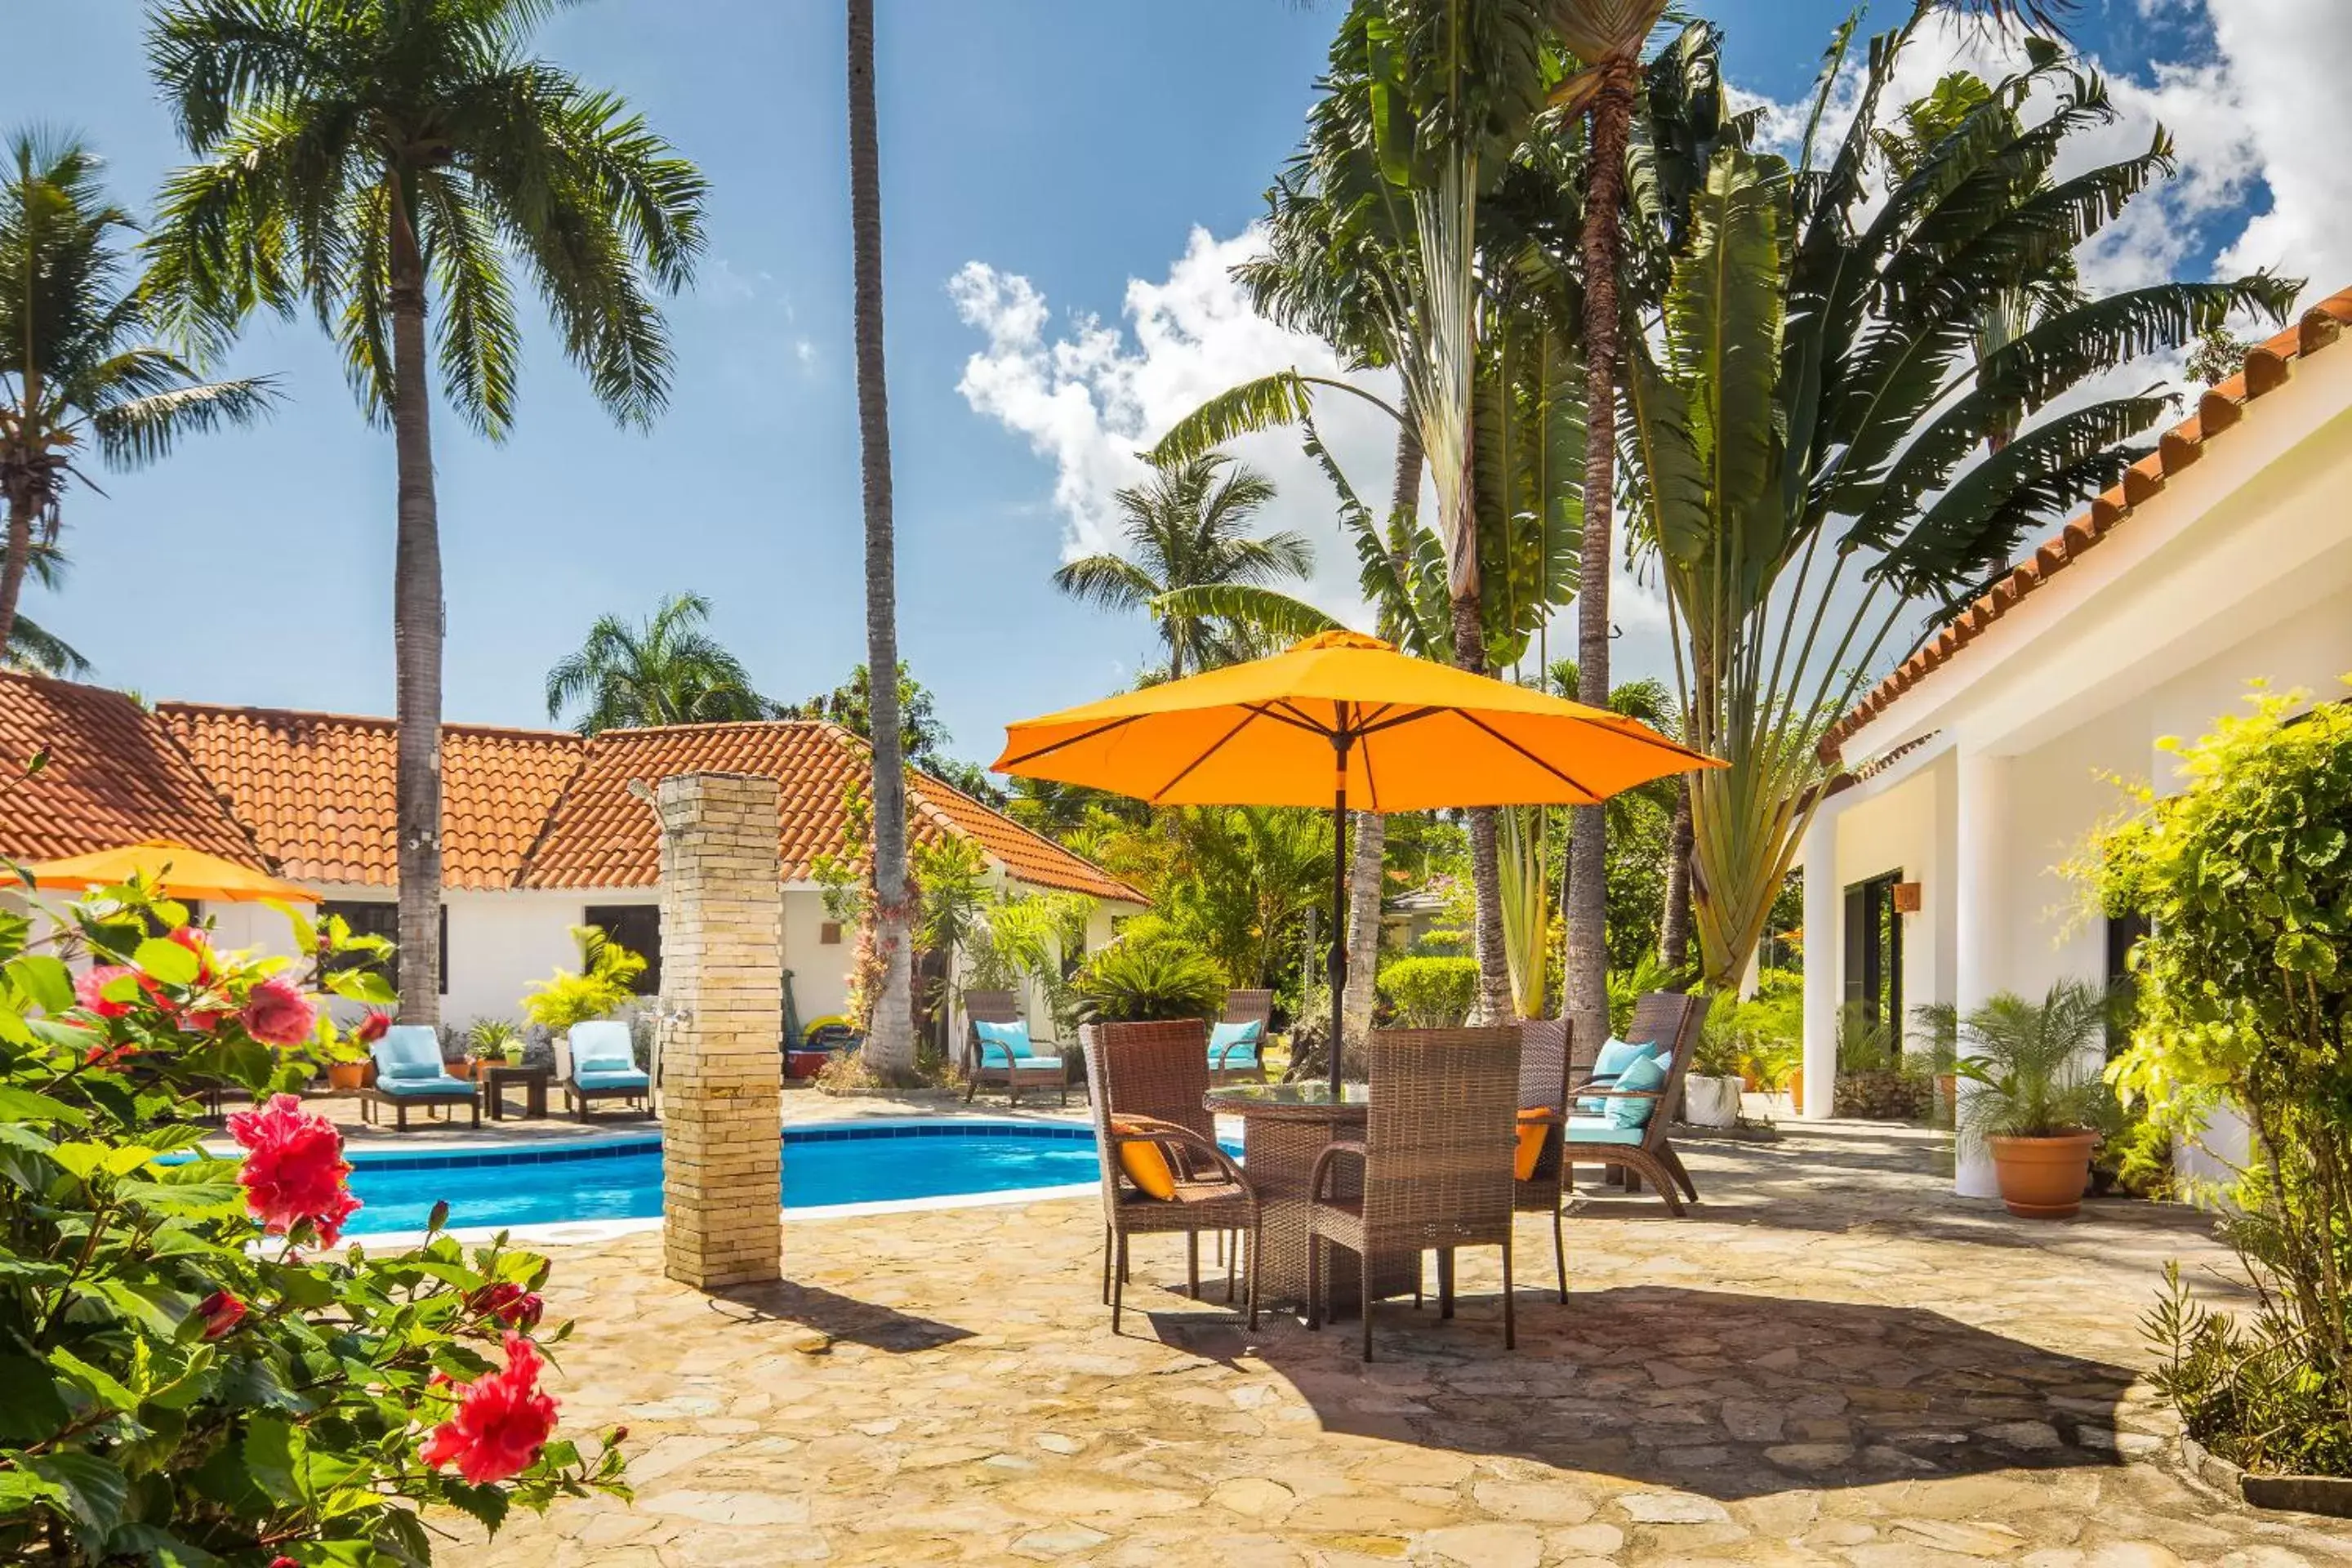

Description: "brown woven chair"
1306 1026 1521 1361
1512 1015 1574 1303
1209 988 1275 1085
962 989 1066 1107
1563 991 1705 1214
1081 1020 1261 1334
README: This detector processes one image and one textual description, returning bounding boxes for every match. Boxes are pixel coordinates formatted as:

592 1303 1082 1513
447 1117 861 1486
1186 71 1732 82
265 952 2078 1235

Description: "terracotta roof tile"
523 719 1143 903
0 672 263 866
1825 287 2352 759
159 705 585 890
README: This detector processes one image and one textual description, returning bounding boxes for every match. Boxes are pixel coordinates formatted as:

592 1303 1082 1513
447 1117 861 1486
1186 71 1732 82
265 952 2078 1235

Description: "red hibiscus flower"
240 976 318 1048
420 1332 559 1485
227 1093 361 1246
467 1281 546 1330
194 1290 247 1339
83 1041 140 1068
353 1010 392 1046
74 964 138 1019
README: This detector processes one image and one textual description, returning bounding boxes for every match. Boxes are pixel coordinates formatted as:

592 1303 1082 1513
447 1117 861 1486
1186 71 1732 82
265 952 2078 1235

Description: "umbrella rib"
1152 707 1265 804
1354 706 1443 738
1453 710 1602 801
1242 702 1331 738
998 714 1144 770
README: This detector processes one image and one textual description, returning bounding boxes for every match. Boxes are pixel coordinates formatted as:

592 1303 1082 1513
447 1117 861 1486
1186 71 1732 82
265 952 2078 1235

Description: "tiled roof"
0 671 264 866
523 719 1144 903
160 705 586 890
1825 288 2352 759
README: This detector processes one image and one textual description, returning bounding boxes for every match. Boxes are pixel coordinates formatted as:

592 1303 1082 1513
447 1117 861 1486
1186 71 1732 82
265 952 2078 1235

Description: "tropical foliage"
545 592 774 733
1071 931 1227 1027
1377 954 1480 1028
519 926 647 1035
1952 980 2118 1150
0 878 622 1561
1619 16 2297 991
2091 681 2352 1475
145 0 706 1028
1053 452 1310 679
0 130 274 661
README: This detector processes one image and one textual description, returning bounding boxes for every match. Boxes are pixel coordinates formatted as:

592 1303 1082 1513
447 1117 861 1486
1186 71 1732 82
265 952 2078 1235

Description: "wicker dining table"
1203 1081 1417 1317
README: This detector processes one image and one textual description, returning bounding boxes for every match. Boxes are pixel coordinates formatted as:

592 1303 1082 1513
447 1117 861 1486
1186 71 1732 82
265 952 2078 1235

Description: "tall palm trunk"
1564 65 1637 1044
387 186 443 1026
1339 423 1424 1046
0 495 32 662
849 0 914 1079
1659 777 1693 969
1452 590 1512 1023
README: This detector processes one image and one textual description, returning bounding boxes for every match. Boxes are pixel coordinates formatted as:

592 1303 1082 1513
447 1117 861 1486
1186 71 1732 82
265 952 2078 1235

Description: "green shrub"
1377 956 1479 1029
1952 980 2119 1152
520 925 644 1033
1072 935 1227 1025
0 879 623 1561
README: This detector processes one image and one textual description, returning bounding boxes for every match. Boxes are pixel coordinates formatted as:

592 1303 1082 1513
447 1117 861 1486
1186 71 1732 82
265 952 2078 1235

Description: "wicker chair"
1081 1020 1261 1334
1562 991 1706 1214
1307 1026 1521 1361
1209 989 1275 1085
1512 1016 1575 1303
962 989 1067 1107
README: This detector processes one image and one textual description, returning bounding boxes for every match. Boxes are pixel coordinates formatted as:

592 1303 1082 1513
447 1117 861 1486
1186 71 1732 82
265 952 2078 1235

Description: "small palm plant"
1071 936 1227 1027
1954 979 2120 1156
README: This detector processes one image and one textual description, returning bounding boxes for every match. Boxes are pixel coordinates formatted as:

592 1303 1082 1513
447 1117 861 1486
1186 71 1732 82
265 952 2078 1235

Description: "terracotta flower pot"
1789 1075 1805 1116
1989 1132 2100 1218
326 1060 370 1093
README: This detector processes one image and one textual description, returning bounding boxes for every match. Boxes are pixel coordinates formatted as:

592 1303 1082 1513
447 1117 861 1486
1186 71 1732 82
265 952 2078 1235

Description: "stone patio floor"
439 1116 2352 1566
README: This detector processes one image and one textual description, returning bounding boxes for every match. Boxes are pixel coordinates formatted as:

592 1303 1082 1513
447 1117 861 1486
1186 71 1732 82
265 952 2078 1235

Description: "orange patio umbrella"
26 840 320 905
995 631 1722 1088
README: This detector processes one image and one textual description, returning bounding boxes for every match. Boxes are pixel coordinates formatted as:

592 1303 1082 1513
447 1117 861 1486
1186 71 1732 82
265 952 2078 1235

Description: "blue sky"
22 1 2345 777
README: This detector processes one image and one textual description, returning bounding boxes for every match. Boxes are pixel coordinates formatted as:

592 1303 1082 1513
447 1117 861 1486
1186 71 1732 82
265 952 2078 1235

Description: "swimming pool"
340 1120 1111 1236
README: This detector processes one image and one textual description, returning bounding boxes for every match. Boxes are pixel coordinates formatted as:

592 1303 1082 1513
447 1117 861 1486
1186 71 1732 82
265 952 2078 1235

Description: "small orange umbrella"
996 631 1721 1085
27 840 320 905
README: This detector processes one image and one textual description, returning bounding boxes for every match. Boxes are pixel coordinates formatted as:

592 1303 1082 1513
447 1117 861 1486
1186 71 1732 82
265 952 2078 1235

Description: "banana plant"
1619 11 2298 992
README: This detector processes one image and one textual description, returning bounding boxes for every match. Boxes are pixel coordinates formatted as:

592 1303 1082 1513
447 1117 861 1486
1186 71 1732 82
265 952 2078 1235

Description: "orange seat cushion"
1515 1107 1554 1182
1111 1119 1178 1200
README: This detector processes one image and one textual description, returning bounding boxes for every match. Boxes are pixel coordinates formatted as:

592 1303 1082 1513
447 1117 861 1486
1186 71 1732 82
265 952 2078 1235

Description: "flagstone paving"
448 1120 2352 1566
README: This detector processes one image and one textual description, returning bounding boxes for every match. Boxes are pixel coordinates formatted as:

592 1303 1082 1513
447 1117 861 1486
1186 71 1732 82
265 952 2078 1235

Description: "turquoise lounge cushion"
375 1025 448 1082
973 1018 1054 1068
1578 1035 1664 1113
569 1020 636 1076
1607 1052 1669 1129
576 1068 649 1091
1208 1020 1264 1067
378 1073 471 1097
1562 1114 1645 1146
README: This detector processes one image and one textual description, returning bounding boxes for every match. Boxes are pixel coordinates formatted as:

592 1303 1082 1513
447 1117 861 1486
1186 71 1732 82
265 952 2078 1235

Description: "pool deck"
431 1118 2352 1567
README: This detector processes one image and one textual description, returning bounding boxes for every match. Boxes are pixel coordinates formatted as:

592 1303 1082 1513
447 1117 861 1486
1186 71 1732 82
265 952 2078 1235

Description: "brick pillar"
657 772 783 1290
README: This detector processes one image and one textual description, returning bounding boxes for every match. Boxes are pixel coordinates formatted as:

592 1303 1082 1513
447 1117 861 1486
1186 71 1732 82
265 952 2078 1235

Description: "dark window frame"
583 904 662 996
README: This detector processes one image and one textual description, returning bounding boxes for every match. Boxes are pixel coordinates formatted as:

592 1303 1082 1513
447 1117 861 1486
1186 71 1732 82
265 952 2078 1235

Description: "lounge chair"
1511 1015 1574 1303
1081 1019 1259 1334
1561 991 1705 1214
563 1019 652 1120
1307 1026 1521 1361
1208 988 1273 1085
363 1025 479 1131
962 990 1067 1106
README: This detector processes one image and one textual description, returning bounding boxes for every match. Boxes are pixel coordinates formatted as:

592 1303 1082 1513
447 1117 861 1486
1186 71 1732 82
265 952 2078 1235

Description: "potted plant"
470 1017 526 1068
325 1010 390 1091
1954 979 2118 1218
1683 995 1746 1129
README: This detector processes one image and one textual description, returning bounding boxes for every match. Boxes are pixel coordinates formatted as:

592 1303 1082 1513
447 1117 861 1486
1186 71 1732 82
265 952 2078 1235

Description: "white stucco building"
0 679 1140 1049
1801 289 2352 1195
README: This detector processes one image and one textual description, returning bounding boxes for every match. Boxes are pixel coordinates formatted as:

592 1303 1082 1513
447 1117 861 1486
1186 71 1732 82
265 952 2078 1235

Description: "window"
584 905 662 995
321 902 446 996
2105 910 2151 1053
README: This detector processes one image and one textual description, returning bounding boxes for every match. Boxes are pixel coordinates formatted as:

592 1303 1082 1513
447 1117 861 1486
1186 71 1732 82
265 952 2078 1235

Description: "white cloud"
947 228 1406 627
2198 0 2352 305
793 338 817 370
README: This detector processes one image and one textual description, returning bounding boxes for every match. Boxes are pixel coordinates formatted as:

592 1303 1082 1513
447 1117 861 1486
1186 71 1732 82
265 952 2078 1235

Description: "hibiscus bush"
0 872 627 1563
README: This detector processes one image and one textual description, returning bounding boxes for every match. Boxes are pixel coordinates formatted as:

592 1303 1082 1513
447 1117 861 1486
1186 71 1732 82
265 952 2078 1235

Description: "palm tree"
0 130 273 661
2 540 91 677
847 0 917 1080
545 592 773 734
146 0 706 1027
1053 452 1307 679
1619 20 2293 991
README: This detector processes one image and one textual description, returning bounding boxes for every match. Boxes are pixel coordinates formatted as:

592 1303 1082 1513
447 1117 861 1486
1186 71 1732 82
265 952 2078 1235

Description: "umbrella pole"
1329 733 1351 1097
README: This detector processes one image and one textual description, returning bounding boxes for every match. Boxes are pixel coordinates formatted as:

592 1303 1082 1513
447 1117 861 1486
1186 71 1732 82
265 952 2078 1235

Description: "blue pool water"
341 1120 1109 1236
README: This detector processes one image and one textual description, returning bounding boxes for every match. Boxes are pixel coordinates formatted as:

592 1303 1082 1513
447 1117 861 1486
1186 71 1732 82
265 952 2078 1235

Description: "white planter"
1682 1074 1742 1129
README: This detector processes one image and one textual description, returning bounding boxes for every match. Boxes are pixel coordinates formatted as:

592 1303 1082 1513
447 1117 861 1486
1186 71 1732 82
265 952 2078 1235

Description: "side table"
482 1063 551 1121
